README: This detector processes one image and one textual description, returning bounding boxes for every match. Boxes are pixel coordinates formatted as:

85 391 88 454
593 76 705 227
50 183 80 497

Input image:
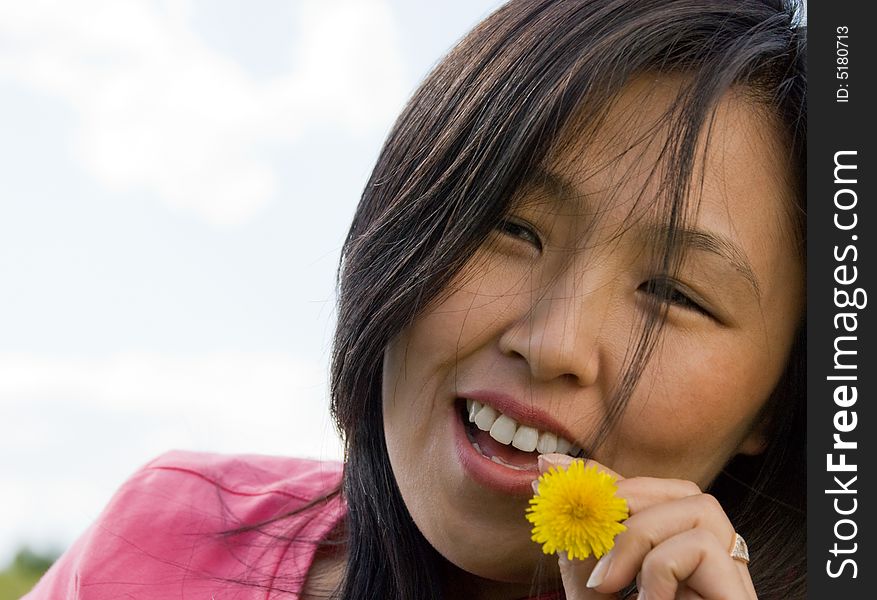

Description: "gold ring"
730 532 749 564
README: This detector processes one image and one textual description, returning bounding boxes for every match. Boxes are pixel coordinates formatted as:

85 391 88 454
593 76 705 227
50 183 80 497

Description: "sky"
0 0 507 566
0 0 809 569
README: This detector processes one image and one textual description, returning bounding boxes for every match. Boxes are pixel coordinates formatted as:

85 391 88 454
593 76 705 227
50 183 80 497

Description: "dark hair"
329 1 806 599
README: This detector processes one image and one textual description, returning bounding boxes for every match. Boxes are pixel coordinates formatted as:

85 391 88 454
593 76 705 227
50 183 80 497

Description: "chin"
428 513 557 585
468 553 554 585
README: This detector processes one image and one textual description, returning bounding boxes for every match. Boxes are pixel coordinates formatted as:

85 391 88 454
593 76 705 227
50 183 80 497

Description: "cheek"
382 260 529 469
382 332 452 498
381 265 521 444
613 333 779 475
382 330 441 432
409 257 528 360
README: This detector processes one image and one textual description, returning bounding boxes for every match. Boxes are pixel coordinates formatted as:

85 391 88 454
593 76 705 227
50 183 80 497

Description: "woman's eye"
639 278 710 317
497 218 543 251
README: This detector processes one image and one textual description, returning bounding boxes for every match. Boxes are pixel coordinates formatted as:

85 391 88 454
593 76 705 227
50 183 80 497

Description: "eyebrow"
649 225 763 300
529 166 581 207
527 166 763 300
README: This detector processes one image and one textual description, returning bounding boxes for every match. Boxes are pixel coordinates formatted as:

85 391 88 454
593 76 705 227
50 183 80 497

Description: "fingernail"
538 453 566 471
586 549 613 588
531 479 539 494
537 454 548 471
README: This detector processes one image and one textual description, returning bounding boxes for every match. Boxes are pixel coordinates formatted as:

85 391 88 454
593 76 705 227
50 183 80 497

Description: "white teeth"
536 431 557 454
555 436 572 455
473 404 499 431
468 399 482 423
489 414 517 445
464 399 579 456
512 425 539 452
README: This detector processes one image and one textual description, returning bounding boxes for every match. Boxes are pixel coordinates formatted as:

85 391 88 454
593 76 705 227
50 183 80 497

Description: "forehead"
531 73 801 284
545 74 796 226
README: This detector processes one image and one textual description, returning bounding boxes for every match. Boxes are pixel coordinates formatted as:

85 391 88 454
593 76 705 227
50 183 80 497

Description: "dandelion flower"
525 461 629 560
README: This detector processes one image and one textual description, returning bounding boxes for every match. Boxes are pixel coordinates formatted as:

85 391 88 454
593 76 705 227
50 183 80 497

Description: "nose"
497 261 614 387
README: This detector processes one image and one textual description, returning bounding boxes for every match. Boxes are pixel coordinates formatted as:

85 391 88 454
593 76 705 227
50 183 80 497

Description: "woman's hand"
536 453 757 600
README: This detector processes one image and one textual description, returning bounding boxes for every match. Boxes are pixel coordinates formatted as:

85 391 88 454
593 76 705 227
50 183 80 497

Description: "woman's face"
382 77 804 585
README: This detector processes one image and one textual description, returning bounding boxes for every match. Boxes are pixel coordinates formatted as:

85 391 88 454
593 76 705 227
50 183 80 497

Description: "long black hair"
328 1 806 599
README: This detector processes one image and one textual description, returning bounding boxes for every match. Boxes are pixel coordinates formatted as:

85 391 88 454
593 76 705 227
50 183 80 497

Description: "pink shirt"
25 450 346 599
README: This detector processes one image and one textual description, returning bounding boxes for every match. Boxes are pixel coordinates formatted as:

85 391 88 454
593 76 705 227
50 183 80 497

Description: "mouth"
456 398 583 472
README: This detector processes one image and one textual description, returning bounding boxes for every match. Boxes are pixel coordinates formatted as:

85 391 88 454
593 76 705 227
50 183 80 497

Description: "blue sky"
0 0 810 568
0 0 506 565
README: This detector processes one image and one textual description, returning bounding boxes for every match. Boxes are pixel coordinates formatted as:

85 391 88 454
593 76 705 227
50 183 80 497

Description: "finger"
588 494 736 592
557 555 616 600
535 455 703 516
614 477 702 515
637 529 753 600
537 453 623 481
675 588 707 600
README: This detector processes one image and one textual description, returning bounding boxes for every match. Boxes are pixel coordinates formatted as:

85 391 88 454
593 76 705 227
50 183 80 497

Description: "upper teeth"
466 399 580 456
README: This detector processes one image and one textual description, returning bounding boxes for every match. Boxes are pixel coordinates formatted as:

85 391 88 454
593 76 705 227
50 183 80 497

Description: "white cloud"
0 350 343 456
0 0 407 226
0 350 345 564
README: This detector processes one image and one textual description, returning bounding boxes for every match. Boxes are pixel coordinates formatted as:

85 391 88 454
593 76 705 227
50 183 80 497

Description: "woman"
26 0 806 599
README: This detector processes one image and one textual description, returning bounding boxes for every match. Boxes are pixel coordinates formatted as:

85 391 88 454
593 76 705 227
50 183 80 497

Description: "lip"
452 389 584 496
452 401 539 496
459 390 581 446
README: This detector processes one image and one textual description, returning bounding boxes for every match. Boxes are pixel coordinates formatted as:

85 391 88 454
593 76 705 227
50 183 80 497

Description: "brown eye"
497 218 543 251
639 278 710 317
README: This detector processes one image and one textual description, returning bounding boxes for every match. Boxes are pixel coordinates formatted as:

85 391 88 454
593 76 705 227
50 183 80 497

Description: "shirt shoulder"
25 450 346 600
144 448 344 503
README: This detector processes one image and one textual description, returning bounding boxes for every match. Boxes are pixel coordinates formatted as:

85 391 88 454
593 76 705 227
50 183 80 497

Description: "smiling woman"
25 1 806 599
379 72 804 597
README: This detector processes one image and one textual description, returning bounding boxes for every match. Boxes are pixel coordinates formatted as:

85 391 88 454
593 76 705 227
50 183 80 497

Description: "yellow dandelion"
525 461 629 560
